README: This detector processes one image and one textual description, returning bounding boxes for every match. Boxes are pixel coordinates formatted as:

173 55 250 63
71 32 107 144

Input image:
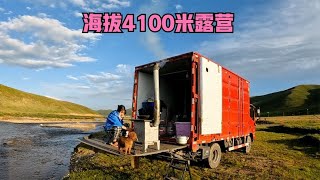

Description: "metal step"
164 154 192 180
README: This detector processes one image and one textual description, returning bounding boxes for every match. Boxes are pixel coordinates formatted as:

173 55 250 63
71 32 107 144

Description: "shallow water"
0 122 102 180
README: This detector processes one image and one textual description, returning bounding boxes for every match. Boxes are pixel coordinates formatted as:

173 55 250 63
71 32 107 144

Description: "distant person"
104 105 127 147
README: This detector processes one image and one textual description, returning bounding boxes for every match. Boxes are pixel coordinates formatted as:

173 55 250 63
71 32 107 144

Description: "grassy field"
0 84 102 119
65 115 320 180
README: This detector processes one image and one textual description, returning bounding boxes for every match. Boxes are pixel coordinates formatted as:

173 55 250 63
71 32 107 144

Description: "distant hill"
251 85 320 116
97 108 132 117
0 84 102 119
96 109 113 117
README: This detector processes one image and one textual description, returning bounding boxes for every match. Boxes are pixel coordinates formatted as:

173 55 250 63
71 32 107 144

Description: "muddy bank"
40 122 103 131
0 122 103 179
0 117 104 124
0 118 104 131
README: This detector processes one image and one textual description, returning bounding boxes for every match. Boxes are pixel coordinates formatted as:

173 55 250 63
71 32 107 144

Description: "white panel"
200 57 222 135
137 72 154 112
136 72 173 117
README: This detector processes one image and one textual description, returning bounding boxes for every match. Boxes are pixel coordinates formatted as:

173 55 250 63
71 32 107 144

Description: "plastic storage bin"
175 122 191 137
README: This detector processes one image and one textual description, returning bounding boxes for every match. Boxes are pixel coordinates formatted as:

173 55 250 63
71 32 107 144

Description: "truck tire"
245 136 252 153
207 143 221 168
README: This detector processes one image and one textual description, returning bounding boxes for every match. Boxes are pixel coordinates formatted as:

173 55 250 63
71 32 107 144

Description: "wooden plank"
79 137 122 156
78 136 188 157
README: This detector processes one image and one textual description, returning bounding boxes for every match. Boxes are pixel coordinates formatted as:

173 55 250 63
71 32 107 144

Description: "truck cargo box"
131 52 258 168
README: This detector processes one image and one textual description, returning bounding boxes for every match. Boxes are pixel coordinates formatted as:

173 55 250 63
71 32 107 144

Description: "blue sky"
0 0 319 110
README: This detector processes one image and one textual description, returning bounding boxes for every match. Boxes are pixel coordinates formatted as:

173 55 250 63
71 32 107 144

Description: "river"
0 122 102 180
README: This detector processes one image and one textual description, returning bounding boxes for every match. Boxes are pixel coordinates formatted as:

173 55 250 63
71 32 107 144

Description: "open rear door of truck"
199 57 223 135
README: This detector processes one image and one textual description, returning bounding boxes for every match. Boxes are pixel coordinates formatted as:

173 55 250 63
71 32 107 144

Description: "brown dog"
118 130 138 155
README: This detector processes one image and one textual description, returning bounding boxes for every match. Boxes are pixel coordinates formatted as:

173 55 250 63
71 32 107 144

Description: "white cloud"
198 0 320 81
82 72 122 83
45 95 61 100
43 80 132 109
116 64 134 75
18 0 62 9
73 11 83 18
37 12 48 17
67 75 79 81
144 31 166 59
62 84 91 89
22 77 30 80
20 0 130 11
45 64 134 109
175 4 183 12
0 15 101 69
69 0 130 11
0 7 13 15
4 11 13 15
108 0 130 7
26 7 31 10
69 0 86 7
139 1 168 59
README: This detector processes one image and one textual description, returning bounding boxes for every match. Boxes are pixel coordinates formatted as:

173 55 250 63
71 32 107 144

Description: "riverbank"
0 117 105 131
0 118 103 123
40 123 103 131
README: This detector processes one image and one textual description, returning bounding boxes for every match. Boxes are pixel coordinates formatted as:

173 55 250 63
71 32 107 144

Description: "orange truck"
131 52 260 168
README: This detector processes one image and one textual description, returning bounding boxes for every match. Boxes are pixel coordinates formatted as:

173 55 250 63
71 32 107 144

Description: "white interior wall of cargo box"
136 71 174 117
200 57 222 135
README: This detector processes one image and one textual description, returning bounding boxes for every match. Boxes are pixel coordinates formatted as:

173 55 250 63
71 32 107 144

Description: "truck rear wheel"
207 143 221 168
245 136 252 153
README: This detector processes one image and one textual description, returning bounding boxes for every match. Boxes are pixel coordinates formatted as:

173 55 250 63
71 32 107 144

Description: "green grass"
259 115 320 130
66 116 320 180
251 84 320 116
0 84 102 119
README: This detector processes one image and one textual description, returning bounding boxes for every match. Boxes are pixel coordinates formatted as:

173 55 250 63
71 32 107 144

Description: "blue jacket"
105 110 123 130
